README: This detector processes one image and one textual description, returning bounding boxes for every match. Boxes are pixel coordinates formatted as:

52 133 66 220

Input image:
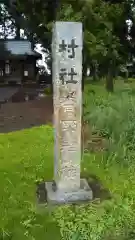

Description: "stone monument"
45 21 93 204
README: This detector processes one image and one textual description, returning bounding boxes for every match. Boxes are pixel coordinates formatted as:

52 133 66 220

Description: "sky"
17 30 50 73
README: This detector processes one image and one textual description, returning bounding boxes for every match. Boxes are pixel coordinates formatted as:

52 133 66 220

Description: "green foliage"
127 78 135 82
58 0 124 91
59 0 122 65
0 0 133 88
1 81 135 239
53 81 135 240
0 126 60 240
83 81 135 142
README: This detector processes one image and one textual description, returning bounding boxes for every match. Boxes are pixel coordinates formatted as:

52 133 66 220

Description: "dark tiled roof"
0 40 42 59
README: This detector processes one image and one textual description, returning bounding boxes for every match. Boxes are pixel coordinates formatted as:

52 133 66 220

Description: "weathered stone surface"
45 21 93 204
45 179 93 204
52 21 82 192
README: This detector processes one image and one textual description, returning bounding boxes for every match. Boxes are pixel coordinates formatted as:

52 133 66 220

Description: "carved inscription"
59 105 76 120
52 22 82 191
59 39 79 59
60 120 78 146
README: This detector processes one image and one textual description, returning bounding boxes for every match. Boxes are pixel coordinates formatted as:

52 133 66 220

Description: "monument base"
45 179 93 204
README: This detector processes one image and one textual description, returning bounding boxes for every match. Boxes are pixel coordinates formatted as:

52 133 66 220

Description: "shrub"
128 78 135 82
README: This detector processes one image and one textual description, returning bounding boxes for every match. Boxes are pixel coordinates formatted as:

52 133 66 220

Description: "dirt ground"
0 87 107 157
0 96 53 133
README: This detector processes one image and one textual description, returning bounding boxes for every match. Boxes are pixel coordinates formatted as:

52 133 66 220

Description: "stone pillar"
45 21 93 204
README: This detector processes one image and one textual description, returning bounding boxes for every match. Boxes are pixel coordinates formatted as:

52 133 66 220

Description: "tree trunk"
106 64 114 92
82 62 87 91
14 11 21 40
3 17 6 39
93 61 98 81
16 25 20 39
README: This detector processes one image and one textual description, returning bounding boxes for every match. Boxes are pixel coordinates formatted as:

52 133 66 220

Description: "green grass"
1 79 135 239
0 126 60 239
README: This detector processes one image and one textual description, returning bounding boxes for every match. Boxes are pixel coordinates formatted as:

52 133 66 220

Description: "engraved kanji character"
59 39 78 58
59 40 67 53
68 39 78 58
67 68 77 84
66 91 76 99
59 68 67 84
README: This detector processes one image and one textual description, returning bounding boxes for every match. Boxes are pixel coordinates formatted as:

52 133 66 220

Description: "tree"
0 0 132 92
59 0 123 91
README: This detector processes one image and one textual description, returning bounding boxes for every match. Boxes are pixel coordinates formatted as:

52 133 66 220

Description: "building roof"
0 39 42 59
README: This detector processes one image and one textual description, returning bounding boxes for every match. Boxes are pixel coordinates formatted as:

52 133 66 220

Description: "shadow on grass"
36 174 111 206
81 173 111 202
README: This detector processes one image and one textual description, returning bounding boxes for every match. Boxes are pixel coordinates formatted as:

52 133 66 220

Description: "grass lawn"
0 126 61 240
1 79 135 239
